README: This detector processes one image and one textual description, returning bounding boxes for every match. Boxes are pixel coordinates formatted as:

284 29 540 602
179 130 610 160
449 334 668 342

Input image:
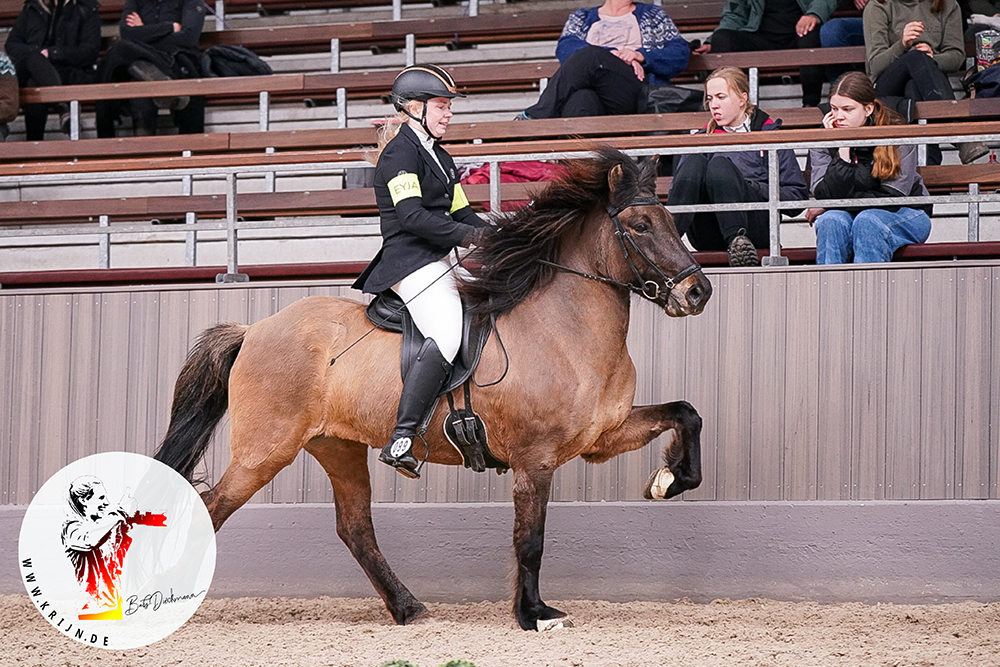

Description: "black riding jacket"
353 123 488 294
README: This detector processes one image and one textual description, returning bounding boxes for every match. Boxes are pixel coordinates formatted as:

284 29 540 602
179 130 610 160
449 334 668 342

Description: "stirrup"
379 435 421 479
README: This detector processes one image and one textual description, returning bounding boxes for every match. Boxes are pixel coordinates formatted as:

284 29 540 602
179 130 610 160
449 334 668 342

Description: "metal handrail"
2 130 998 280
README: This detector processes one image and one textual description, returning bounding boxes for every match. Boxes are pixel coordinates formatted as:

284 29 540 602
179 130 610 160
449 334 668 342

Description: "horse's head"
603 154 712 317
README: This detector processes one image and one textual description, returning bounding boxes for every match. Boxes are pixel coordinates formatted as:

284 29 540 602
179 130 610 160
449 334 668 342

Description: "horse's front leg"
584 400 702 499
511 465 566 630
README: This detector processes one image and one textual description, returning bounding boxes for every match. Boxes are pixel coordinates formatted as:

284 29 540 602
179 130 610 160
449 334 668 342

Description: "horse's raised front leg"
583 400 703 499
511 465 565 631
305 437 428 626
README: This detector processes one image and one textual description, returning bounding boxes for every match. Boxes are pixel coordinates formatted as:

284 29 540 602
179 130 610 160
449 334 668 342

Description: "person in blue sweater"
519 0 689 119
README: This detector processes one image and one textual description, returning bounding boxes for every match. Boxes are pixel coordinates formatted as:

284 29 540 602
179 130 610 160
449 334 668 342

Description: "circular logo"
18 452 216 649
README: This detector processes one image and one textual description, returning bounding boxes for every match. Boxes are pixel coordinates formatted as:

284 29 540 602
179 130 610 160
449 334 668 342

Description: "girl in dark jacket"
352 65 490 479
806 71 931 263
5 0 101 140
668 66 809 267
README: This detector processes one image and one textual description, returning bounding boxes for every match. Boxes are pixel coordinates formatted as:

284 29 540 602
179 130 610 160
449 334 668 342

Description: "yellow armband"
388 172 422 205
450 183 470 214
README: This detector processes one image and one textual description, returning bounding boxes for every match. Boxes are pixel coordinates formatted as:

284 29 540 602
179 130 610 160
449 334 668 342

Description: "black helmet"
390 64 464 112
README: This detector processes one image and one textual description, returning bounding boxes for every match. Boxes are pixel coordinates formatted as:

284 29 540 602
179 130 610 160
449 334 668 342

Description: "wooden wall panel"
955 268 993 499
782 272 820 500
2 262 999 506
850 271 887 500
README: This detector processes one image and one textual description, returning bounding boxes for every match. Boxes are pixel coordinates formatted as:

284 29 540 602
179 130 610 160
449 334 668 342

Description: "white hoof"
537 618 569 631
643 467 676 499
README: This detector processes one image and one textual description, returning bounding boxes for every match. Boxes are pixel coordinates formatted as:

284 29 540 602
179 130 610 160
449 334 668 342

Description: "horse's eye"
633 222 651 234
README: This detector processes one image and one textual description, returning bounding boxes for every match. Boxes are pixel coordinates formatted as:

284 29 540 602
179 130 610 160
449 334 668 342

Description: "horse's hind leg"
511 465 566 631
306 436 428 625
202 444 302 532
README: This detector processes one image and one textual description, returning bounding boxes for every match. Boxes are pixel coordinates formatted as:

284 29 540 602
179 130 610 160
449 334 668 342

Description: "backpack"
0 50 18 126
644 84 703 114
962 63 1000 99
200 45 273 78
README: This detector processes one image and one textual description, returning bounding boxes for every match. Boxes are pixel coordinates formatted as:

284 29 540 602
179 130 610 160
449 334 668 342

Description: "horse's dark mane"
460 146 657 319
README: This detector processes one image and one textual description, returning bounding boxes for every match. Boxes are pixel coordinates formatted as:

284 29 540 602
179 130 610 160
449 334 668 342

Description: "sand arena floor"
4 594 1000 666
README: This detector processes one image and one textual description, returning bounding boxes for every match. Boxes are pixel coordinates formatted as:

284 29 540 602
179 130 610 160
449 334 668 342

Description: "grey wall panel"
2 262 999 507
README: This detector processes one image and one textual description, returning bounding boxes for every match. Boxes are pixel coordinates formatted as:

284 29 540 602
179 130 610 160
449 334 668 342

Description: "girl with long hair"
668 66 809 267
806 71 932 263
352 65 490 479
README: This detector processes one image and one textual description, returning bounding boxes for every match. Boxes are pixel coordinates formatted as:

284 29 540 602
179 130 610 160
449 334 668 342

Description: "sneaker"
727 231 760 268
958 142 990 165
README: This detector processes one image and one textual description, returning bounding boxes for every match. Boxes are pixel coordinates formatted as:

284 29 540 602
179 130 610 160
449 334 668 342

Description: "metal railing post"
258 91 269 132
216 172 248 283
264 147 276 192
337 88 347 128
749 67 759 106
214 0 225 31
405 34 416 67
760 148 788 266
98 215 110 268
468 0 478 16
182 150 197 266
330 38 341 73
392 0 401 21
917 118 927 166
69 100 80 141
489 160 501 214
968 182 980 242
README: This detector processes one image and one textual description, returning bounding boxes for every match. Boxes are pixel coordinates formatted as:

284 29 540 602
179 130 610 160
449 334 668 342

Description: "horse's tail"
154 322 248 482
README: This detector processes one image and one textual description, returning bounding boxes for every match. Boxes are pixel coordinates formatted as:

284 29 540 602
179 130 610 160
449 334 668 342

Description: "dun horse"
155 147 713 631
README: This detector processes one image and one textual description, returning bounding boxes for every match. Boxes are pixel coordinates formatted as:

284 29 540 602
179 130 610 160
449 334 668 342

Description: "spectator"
864 0 990 163
4 0 101 140
518 0 689 119
821 0 869 81
95 0 206 137
806 72 931 263
961 0 1000 39
668 67 809 267
693 0 838 106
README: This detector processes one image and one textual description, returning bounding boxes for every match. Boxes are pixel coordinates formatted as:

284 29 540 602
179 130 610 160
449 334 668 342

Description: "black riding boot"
379 337 453 479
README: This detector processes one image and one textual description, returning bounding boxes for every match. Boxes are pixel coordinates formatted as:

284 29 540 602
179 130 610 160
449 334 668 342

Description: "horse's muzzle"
664 270 712 317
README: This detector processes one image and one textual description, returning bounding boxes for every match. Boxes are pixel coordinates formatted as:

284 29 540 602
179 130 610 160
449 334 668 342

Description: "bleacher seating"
0 0 996 282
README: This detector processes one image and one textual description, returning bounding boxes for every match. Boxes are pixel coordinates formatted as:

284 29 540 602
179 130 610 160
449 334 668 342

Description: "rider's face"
421 97 453 137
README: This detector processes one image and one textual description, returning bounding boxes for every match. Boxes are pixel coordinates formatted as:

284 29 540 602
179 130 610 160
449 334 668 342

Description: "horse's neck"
519 217 632 357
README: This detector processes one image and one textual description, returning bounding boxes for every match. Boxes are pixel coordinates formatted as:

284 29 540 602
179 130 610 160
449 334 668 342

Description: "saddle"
366 291 508 474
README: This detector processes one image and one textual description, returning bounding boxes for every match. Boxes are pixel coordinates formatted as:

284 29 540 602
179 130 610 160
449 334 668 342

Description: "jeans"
820 17 865 82
814 207 931 264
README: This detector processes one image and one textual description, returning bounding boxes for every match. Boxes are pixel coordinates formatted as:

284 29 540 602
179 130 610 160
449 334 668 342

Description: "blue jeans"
820 18 865 48
815 207 931 264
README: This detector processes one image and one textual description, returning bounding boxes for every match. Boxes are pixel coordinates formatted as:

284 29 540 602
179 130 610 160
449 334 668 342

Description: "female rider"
353 65 490 479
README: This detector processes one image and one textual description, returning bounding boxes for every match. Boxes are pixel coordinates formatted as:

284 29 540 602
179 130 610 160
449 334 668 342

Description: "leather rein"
538 195 701 303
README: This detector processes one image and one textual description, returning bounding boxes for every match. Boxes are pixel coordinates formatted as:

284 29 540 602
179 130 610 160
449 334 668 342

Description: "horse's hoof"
537 617 574 631
643 467 676 499
393 601 429 625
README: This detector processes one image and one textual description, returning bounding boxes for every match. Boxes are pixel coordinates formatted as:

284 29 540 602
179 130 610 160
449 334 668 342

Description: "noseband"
538 196 701 303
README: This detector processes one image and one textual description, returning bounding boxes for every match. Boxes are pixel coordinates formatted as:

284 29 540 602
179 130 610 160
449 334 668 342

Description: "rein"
538 196 700 303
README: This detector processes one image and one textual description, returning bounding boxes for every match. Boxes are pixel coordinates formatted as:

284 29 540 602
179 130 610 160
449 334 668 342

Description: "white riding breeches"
392 257 463 363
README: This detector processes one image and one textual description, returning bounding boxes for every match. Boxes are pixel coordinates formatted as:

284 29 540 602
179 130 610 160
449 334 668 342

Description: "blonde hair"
704 67 756 133
366 101 423 165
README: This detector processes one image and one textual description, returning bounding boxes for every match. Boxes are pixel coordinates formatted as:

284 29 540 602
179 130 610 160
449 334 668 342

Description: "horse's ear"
608 163 624 195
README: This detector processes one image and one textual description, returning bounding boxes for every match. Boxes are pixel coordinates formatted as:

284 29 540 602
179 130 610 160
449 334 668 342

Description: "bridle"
538 195 701 303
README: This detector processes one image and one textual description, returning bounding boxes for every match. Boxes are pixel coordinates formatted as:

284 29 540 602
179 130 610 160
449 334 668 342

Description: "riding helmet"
390 64 464 112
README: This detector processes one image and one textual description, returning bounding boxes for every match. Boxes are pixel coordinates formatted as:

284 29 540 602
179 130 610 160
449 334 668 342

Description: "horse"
154 146 713 631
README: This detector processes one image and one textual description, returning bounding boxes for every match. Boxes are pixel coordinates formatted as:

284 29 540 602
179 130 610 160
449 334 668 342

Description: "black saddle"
366 290 508 474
